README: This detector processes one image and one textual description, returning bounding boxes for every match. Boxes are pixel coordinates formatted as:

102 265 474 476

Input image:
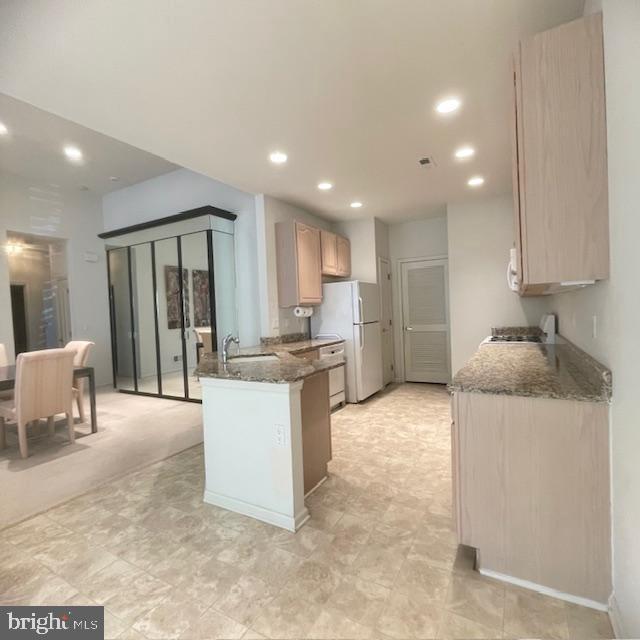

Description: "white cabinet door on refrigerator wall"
354 321 383 401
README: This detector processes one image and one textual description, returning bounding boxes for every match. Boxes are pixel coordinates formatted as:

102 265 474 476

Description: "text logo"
0 607 103 639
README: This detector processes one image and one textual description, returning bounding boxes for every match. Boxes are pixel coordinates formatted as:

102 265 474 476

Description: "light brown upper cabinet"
321 230 351 277
512 13 609 295
276 220 322 307
320 230 338 275
336 234 351 277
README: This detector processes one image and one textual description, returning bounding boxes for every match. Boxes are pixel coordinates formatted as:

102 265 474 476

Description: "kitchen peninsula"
195 338 344 532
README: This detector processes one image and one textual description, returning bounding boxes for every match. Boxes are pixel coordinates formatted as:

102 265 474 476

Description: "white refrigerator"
311 280 383 403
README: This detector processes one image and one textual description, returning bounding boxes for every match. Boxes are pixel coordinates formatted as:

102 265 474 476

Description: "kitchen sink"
228 355 280 363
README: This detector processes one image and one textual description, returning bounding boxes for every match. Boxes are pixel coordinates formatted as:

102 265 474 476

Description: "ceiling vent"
418 156 436 168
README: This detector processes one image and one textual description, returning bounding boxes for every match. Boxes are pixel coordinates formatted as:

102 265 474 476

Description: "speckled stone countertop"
195 338 345 384
491 326 543 337
449 337 612 403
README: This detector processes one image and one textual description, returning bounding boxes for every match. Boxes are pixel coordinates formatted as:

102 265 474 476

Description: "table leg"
88 369 98 433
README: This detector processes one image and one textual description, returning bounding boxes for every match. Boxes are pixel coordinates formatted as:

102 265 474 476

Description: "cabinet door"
301 371 331 493
295 222 322 304
517 13 608 286
511 57 526 291
336 235 351 277
320 230 338 275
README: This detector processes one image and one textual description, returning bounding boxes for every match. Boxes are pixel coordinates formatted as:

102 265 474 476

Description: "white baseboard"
608 594 624 639
204 489 309 532
477 567 608 612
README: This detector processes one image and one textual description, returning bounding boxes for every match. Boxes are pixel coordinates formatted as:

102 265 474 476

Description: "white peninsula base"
201 377 310 532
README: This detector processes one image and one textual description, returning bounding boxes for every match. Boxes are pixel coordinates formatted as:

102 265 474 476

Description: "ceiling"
0 0 585 221
0 93 177 195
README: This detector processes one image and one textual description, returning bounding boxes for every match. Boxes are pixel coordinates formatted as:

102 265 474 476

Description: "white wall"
102 168 260 347
389 210 448 262
447 195 551 374
548 2 640 634
0 172 112 384
255 195 333 338
333 218 378 283
7 245 52 351
388 214 449 380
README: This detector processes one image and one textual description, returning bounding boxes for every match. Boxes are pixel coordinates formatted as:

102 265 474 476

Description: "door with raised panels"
401 259 450 383
336 235 351 277
295 222 322 304
320 230 338 275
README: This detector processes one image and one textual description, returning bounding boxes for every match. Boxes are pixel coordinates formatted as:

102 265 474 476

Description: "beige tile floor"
0 388 203 528
0 383 614 639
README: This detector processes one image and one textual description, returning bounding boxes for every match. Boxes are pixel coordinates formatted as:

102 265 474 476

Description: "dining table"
0 364 97 433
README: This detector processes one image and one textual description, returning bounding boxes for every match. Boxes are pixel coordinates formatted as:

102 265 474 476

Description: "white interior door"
377 258 393 385
401 259 450 383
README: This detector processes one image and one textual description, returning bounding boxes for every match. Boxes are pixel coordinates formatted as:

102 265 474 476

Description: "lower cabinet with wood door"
300 370 331 494
451 391 611 606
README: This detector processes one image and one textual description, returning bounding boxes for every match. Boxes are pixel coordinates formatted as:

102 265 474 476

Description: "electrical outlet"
274 423 286 448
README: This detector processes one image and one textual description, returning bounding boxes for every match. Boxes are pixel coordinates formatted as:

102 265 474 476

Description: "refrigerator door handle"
359 324 365 350
358 296 364 324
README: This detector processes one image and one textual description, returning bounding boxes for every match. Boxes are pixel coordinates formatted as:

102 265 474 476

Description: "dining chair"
194 328 213 363
0 348 75 459
64 341 95 424
0 343 13 402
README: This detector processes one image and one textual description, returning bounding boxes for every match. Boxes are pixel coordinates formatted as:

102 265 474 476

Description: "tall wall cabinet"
512 13 609 295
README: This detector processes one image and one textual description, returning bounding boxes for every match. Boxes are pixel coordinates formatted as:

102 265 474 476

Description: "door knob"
405 326 414 331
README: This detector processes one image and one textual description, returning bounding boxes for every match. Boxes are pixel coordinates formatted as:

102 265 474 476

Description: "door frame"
396 255 450 383
377 256 393 385
10 282 30 355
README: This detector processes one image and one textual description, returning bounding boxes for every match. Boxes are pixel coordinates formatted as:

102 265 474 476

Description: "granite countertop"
195 338 345 384
491 325 543 337
449 337 612 403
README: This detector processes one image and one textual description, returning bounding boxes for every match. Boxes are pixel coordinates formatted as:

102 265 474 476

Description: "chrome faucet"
222 334 239 363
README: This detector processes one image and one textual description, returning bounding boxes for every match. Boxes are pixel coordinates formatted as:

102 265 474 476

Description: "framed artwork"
192 269 211 327
165 266 189 329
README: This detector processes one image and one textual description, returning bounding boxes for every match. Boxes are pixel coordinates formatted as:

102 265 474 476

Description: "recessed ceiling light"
435 97 461 114
467 176 485 187
5 242 23 256
350 201 363 209
0 122 8 136
455 146 475 159
269 151 287 164
318 182 333 191
63 145 83 162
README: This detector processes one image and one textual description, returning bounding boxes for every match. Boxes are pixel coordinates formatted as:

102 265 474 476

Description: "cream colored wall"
388 213 448 381
7 246 52 351
255 194 333 338
548 1 640 634
0 171 112 384
447 195 551 375
333 218 378 283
